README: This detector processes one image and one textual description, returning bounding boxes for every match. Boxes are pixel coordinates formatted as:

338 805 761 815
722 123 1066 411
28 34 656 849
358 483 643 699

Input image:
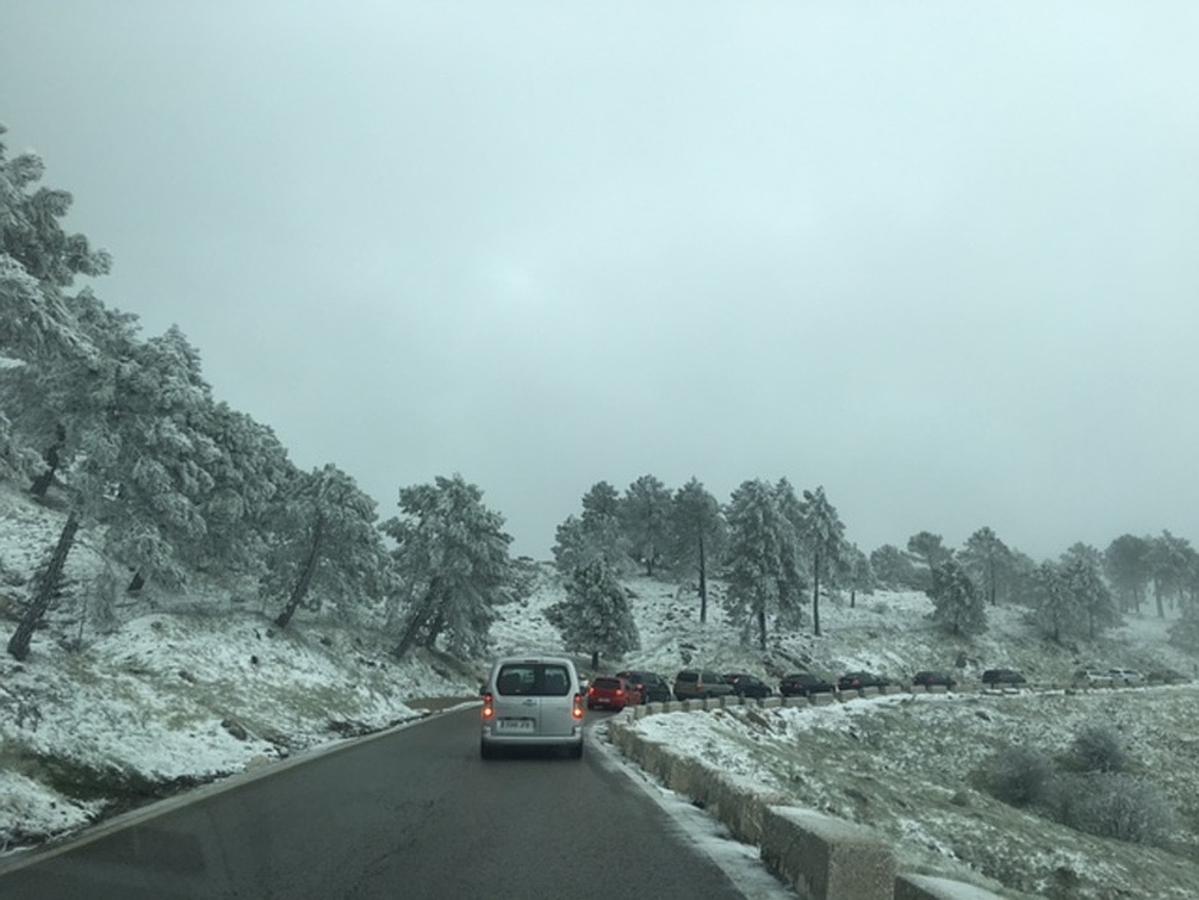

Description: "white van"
480 656 585 759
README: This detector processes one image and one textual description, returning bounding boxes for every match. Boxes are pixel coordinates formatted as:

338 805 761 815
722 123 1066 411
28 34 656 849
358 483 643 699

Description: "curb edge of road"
0 699 482 878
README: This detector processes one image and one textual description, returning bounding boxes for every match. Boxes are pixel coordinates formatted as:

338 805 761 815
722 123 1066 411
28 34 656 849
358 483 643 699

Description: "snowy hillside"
0 486 474 852
491 565 1197 686
626 688 1199 899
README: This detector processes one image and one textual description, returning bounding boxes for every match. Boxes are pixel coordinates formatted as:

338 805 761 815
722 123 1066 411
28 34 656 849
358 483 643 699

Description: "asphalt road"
0 708 749 900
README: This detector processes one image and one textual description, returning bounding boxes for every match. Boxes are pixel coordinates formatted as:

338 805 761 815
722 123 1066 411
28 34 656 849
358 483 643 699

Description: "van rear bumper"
481 726 583 748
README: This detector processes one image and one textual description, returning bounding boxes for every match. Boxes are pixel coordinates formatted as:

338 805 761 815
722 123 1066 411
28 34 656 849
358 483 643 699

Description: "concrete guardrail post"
760 806 896 900
894 873 1006 900
761 696 782 709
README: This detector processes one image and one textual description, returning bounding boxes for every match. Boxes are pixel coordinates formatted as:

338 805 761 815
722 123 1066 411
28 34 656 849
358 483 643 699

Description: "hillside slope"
0 486 473 852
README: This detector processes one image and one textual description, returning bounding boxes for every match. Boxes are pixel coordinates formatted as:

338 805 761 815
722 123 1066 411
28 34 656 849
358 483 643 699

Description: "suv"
912 671 956 689
480 656 585 759
779 672 836 697
1073 668 1115 687
981 668 1026 687
615 670 672 703
672 669 734 701
1108 668 1142 686
724 673 772 699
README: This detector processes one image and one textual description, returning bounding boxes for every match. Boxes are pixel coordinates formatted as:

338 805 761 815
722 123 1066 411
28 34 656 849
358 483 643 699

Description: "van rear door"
492 662 542 736
536 663 577 737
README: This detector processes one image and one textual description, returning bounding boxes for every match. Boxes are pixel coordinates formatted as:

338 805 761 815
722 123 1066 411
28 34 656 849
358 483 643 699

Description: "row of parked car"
583 667 1033 710
583 663 1192 711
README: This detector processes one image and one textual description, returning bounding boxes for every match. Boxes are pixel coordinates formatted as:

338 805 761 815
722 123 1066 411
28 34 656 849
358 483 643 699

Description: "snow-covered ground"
0 486 474 852
624 688 1199 899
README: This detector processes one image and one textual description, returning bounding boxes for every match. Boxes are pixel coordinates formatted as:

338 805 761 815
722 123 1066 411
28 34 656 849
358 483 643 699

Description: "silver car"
480 656 585 759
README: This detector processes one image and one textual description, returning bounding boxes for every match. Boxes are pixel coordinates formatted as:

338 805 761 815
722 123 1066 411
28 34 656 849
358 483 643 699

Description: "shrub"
1059 774 1176 846
1071 725 1129 773
982 745 1053 807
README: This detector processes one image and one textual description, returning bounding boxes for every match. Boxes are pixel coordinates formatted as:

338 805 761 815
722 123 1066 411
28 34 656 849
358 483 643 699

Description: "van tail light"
482 692 495 720
572 693 585 720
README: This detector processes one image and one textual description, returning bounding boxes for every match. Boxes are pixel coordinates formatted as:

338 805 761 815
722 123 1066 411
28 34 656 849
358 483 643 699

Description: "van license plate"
499 719 534 732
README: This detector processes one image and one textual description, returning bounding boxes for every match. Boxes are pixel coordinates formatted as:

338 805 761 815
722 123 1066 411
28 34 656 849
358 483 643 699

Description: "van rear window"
496 664 572 696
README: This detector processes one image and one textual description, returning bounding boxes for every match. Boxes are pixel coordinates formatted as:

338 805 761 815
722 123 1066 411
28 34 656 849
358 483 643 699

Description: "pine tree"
545 558 640 669
1062 553 1121 640
844 544 875 608
621 474 672 576
960 526 1012 606
387 474 512 658
799 486 846 637
669 477 725 623
578 481 628 568
1105 534 1152 613
1032 561 1078 644
928 558 987 636
723 479 797 649
262 463 391 629
1169 601 1199 654
870 544 918 590
907 531 950 590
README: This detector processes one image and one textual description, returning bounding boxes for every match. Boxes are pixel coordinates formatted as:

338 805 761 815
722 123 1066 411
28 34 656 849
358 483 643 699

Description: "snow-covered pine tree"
188 402 294 579
1062 552 1120 640
669 477 726 623
870 544 918 590
771 478 808 630
928 558 987 636
798 485 846 637
544 557 639 670
843 543 875 608
579 480 629 569
723 479 794 649
1104 534 1152 613
387 474 512 658
261 463 391 629
621 474 672 576
906 531 950 590
960 526 1012 606
1032 561 1078 644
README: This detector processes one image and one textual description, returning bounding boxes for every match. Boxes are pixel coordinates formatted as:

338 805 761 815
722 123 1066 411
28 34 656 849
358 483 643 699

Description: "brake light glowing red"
572 694 585 719
615 689 623 696
482 693 494 720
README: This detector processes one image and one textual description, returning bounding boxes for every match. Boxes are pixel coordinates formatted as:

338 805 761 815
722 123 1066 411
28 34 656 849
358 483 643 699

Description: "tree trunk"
274 515 325 629
850 587 856 609
1155 578 1164 618
757 606 766 650
423 609 446 649
591 649 599 670
813 550 822 637
392 576 442 659
8 513 79 660
127 570 145 593
988 562 996 606
698 533 708 624
29 426 66 499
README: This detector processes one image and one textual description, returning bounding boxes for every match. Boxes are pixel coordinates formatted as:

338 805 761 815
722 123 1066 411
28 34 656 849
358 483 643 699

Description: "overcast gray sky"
3 1 1198 559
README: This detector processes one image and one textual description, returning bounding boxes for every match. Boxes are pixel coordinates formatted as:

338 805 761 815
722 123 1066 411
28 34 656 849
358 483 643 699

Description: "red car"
587 676 643 710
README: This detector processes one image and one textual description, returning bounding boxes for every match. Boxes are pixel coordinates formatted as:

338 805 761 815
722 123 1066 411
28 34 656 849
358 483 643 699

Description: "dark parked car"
723 673 772 699
912 671 956 689
981 668 1026 686
673 669 734 701
837 671 890 691
587 676 642 710
779 672 836 697
615 670 672 703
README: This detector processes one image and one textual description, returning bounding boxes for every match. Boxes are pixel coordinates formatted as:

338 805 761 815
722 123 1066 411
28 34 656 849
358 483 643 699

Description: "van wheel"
480 741 498 760
569 742 584 760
